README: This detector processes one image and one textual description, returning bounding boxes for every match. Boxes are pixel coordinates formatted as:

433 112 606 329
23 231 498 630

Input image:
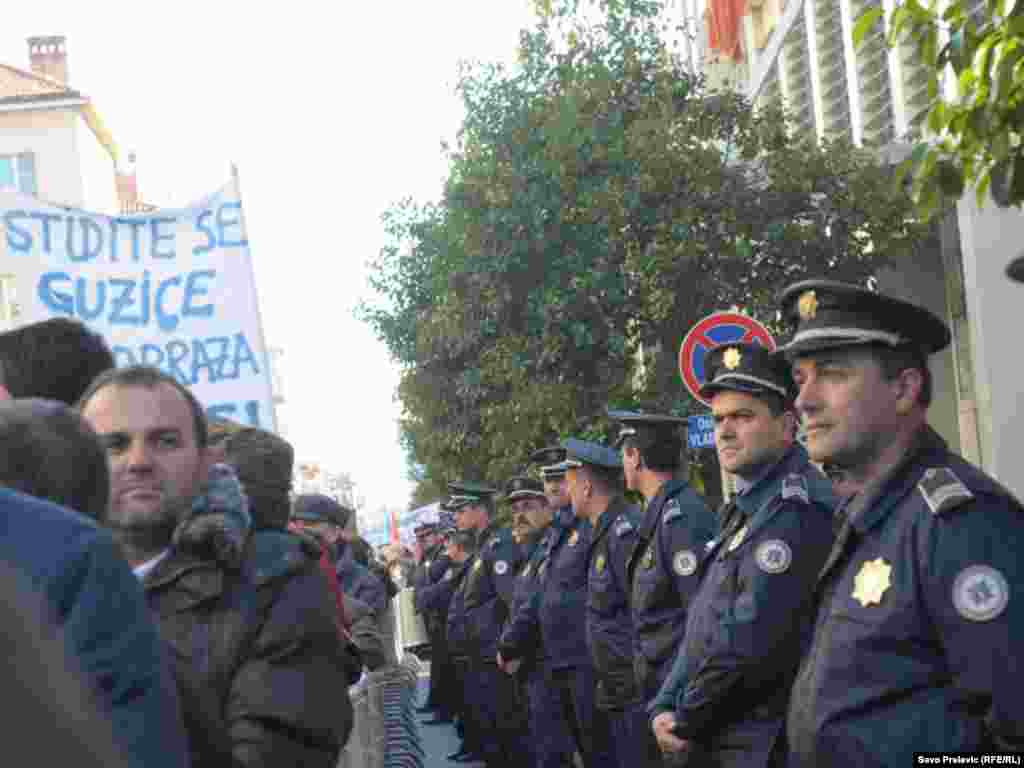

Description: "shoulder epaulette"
662 498 684 524
615 517 634 537
918 467 975 516
782 474 809 504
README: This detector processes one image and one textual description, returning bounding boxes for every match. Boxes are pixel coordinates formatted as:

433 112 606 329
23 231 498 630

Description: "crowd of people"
0 275 1020 768
0 317 402 767
410 278 1023 768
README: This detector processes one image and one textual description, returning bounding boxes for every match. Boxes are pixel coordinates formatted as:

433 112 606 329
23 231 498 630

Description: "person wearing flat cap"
494 476 565 767
606 411 717 750
649 343 836 767
560 438 648 767
291 494 390 618
446 481 526 768
777 280 1024 766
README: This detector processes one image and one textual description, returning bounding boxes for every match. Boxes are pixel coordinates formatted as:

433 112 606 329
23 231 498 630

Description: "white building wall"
0 107 85 207
956 196 1024 500
74 113 118 214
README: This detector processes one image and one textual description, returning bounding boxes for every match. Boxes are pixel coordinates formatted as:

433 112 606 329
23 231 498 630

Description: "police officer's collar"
843 426 945 534
637 474 690 540
733 445 804 516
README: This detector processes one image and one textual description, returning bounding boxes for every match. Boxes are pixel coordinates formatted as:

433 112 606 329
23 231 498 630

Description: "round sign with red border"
679 312 776 406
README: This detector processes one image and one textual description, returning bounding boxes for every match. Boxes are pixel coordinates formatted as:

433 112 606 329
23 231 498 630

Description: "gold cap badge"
852 557 892 607
723 347 742 370
797 290 818 321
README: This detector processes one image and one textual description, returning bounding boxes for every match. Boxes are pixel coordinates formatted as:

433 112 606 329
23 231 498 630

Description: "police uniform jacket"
788 427 1024 766
586 496 641 711
458 522 522 660
445 560 475 658
498 525 559 678
650 445 835 767
539 511 594 670
629 477 718 693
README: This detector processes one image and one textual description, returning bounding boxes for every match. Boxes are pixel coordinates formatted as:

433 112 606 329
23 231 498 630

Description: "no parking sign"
679 312 777 407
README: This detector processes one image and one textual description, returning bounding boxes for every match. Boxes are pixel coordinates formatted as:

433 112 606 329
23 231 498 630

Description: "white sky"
0 1 535 522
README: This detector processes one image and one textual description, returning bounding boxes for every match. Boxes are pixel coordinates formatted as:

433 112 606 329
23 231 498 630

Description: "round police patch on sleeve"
673 549 698 577
755 540 792 574
953 565 1009 622
494 560 509 576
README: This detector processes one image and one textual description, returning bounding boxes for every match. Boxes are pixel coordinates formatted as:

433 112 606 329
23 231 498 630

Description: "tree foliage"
360 0 925 501
854 0 1024 215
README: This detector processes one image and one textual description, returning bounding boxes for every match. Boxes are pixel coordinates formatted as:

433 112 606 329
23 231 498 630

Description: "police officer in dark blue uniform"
414 513 458 723
777 280 1024 765
496 475 566 768
608 410 718 762
449 481 527 768
536 453 615 768
649 342 836 767
439 523 483 762
560 438 646 767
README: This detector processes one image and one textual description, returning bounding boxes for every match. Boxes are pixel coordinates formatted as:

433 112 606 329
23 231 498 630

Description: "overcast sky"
0 1 534 523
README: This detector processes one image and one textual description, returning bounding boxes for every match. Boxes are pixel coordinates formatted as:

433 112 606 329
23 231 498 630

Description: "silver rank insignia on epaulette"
615 518 634 537
918 467 975 516
662 499 683 524
782 474 809 504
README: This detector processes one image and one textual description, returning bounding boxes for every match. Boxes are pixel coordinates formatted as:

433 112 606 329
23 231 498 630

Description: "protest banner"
0 175 276 430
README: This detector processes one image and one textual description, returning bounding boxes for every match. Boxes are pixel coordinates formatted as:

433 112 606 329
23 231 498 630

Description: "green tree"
854 0 1024 215
361 0 924 502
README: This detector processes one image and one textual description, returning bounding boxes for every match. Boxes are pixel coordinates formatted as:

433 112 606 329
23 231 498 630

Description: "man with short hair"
0 398 111 520
608 413 718 729
0 317 113 403
449 481 526 768
561 439 644 767
649 343 835 766
779 280 1024 764
0 335 187 768
79 365 355 767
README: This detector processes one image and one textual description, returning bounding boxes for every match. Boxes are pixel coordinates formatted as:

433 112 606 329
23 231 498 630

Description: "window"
0 152 37 196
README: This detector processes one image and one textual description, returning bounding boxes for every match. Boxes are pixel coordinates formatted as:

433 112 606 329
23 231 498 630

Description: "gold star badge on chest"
852 558 892 607
727 523 749 552
594 554 606 574
568 530 580 547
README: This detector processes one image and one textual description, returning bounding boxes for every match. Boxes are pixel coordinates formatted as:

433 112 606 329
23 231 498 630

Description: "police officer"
560 438 645 767
449 481 526 768
649 343 836 767
535 452 615 768
495 475 563 768
413 519 456 723
777 280 1024 764
439 524 483 763
608 413 717 736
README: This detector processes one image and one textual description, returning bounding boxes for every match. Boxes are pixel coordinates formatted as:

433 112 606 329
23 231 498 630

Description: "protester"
0 331 188 768
0 317 113 404
79 365 355 767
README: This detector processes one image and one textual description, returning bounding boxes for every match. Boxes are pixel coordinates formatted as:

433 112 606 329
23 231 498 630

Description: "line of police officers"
412 280 1023 768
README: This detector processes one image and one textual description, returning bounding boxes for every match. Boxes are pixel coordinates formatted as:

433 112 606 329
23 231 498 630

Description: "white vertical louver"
779 11 816 137
814 0 854 139
849 0 895 145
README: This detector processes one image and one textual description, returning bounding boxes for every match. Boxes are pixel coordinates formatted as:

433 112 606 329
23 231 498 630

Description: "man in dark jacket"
0 325 187 768
79 365 356 767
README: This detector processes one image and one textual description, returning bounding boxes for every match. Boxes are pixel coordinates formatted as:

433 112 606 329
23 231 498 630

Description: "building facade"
672 0 1022 498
